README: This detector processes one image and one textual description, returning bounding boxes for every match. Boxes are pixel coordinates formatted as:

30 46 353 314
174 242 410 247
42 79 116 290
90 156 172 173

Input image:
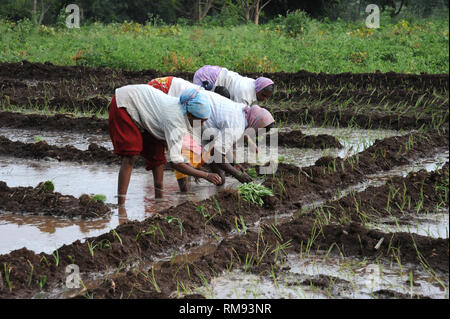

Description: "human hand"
205 172 222 185
236 172 253 183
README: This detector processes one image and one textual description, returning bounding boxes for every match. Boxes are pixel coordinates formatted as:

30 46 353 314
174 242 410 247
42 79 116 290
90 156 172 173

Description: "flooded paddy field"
0 62 448 299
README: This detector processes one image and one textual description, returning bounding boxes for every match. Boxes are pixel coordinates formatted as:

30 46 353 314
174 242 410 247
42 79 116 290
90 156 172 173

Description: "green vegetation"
246 168 258 179
0 16 447 74
238 182 274 206
36 180 55 193
90 194 107 203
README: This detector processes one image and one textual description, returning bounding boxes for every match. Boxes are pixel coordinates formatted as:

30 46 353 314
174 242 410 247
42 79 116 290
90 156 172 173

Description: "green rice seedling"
111 229 122 245
212 196 222 215
87 240 97 257
238 182 274 206
176 280 191 297
246 168 258 179
137 223 166 242
67 255 74 263
196 204 210 219
231 248 242 264
268 265 279 289
256 229 270 266
269 224 283 241
271 240 292 264
90 194 107 203
226 259 234 272
52 249 59 267
150 267 161 293
165 216 183 236
115 261 124 277
33 135 45 143
26 260 34 287
37 180 55 193
243 254 255 273
234 215 247 235
3 263 12 292
198 272 213 298
40 255 49 267
97 239 112 250
39 275 47 289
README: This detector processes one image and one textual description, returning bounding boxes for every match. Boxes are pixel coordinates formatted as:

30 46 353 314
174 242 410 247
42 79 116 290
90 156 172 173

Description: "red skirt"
108 95 166 170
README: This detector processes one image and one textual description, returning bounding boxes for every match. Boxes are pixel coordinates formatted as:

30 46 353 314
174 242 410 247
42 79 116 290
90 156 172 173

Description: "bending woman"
148 77 275 188
109 84 222 205
193 65 274 105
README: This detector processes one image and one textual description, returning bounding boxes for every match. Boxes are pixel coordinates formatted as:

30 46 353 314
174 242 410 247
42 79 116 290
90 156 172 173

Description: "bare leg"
152 164 164 198
177 177 191 192
118 155 138 205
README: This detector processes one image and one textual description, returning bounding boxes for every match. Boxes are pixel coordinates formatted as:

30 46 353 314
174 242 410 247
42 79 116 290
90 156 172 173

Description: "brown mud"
0 111 343 151
0 181 111 219
64 217 449 299
0 136 146 167
277 130 343 149
0 127 448 298
0 61 448 299
0 111 108 135
1 61 448 130
272 107 448 130
1 61 447 92
306 163 449 223
264 127 449 206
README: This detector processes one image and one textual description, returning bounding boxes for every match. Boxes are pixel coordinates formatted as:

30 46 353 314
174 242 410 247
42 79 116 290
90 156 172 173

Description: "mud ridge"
306 163 449 224
0 181 111 219
272 107 448 130
1 61 448 92
264 127 449 205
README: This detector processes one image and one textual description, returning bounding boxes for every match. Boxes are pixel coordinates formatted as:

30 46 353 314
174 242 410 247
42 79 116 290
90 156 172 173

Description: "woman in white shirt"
193 65 275 105
108 84 222 205
148 77 275 189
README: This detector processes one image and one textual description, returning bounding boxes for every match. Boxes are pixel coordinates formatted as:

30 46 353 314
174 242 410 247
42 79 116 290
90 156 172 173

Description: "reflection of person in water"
118 206 128 225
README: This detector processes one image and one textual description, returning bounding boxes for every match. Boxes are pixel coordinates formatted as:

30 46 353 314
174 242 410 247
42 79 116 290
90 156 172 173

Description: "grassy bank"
0 16 448 74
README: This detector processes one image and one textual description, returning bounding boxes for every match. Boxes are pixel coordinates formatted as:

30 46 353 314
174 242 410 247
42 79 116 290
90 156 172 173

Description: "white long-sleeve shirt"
115 84 190 163
215 68 257 106
167 77 247 156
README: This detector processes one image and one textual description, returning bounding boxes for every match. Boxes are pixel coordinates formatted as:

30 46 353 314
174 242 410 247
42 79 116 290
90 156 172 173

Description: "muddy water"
0 126 405 168
0 127 112 151
367 210 449 239
275 126 407 168
0 156 239 254
197 253 448 299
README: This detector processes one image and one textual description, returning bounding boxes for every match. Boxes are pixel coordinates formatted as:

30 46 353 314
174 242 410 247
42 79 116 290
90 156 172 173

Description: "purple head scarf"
244 105 275 129
254 77 274 93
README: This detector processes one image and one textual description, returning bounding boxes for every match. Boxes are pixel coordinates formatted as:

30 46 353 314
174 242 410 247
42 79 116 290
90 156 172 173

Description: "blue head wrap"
201 81 214 91
179 88 211 119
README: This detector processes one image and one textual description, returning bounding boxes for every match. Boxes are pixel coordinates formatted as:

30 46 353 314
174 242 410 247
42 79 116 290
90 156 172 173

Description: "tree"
253 0 272 24
239 0 272 24
31 0 51 25
193 0 214 23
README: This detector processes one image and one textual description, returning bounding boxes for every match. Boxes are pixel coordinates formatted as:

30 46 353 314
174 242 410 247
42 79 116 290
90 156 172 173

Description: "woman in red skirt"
109 84 222 206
